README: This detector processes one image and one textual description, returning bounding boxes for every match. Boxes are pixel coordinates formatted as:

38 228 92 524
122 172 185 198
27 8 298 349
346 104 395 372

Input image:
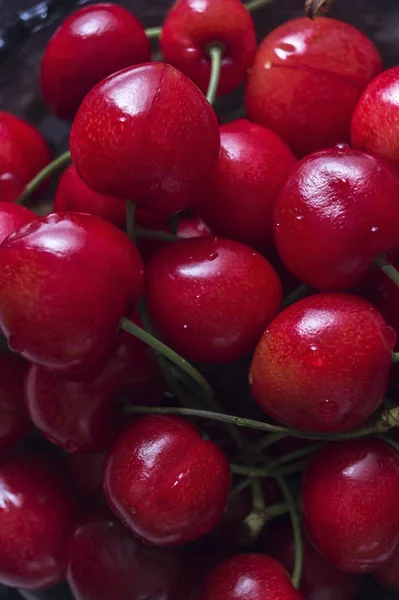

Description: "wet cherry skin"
0 212 144 372
40 3 151 120
70 63 220 214
0 353 30 453
196 119 296 252
274 146 399 291
103 415 231 547
0 204 37 245
374 544 399 591
160 0 256 96
145 236 283 363
250 293 395 433
302 438 399 573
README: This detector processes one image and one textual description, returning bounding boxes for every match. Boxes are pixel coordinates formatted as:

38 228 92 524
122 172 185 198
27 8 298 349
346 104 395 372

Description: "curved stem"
254 433 287 453
136 227 181 242
231 477 254 497
283 283 310 309
145 26 162 39
276 475 303 589
269 444 319 468
126 201 136 244
231 460 308 478
206 46 222 105
375 255 399 289
245 0 274 10
16 150 71 205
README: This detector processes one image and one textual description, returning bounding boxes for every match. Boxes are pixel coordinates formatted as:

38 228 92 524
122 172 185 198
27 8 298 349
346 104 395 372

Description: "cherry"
0 173 25 204
0 454 79 589
197 118 296 251
199 554 306 600
103 415 231 546
70 63 220 214
145 236 283 363
250 293 394 433
40 3 151 121
0 212 144 372
245 17 382 157
160 0 256 97
0 353 30 453
274 146 399 291
302 438 399 573
67 453 106 503
0 204 37 245
374 544 399 591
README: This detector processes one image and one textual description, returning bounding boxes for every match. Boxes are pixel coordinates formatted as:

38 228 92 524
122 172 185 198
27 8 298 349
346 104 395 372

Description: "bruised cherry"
0 204 37 245
0 353 30 453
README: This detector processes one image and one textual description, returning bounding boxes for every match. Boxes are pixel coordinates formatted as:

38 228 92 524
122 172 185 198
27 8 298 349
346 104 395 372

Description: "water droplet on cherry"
207 252 218 261
335 142 351 151
193 294 201 303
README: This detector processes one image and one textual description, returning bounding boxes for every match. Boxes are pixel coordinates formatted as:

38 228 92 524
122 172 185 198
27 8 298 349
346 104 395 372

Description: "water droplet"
46 213 62 225
207 252 218 261
371 226 379 233
119 116 127 123
8 335 23 354
306 345 324 367
65 440 79 453
296 215 304 221
318 399 339 421
264 61 272 70
183 324 188 330
193 294 201 304
382 325 397 349
335 143 351 151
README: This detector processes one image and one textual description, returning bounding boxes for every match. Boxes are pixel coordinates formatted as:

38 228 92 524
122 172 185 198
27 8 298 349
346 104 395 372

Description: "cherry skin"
70 63 220 214
145 236 283 363
103 415 231 546
0 353 30 453
0 212 144 372
274 146 399 291
40 3 151 120
0 454 79 589
245 17 382 157
160 0 256 97
374 544 399 591
0 203 37 244
302 438 399 573
196 119 296 252
250 293 394 433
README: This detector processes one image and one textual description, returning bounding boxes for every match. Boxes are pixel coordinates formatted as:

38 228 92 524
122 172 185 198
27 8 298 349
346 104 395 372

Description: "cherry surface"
250 293 394 433
196 119 296 252
302 438 399 573
0 353 30 453
70 63 220 214
40 3 151 120
145 236 283 363
0 204 37 245
245 17 382 157
160 0 256 96
374 544 399 591
0 212 144 372
274 145 399 291
103 415 231 546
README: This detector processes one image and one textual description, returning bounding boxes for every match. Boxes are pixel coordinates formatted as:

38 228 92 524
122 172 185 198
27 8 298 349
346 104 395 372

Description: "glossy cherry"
245 17 382 157
302 438 399 573
374 544 399 591
197 119 296 252
41 3 151 120
145 236 283 363
0 353 30 453
103 415 231 546
0 212 144 372
160 0 256 96
0 203 37 245
70 63 220 214
199 554 306 600
274 146 399 291
250 293 394 433
0 454 79 589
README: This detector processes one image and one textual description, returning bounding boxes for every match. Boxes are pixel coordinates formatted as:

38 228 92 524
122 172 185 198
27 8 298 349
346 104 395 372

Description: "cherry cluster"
1 1 399 599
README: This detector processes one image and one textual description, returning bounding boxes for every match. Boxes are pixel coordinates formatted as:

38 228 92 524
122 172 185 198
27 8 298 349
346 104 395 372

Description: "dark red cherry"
0 173 25 203
199 554 306 600
302 438 399 573
274 146 399 291
41 3 151 120
245 17 381 157
70 63 220 214
374 544 399 591
0 454 79 589
0 212 144 372
250 293 394 433
0 204 37 245
0 353 30 453
67 453 106 502
145 236 283 363
197 119 296 252
103 415 231 546
160 0 256 96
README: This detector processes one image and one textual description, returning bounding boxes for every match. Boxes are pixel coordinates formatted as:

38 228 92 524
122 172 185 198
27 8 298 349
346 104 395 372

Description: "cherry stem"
136 227 181 242
245 0 274 11
145 26 162 39
126 201 136 244
254 433 286 452
268 444 319 468
283 283 310 309
393 353 399 363
231 459 308 478
16 150 71 205
276 474 303 588
206 46 223 105
378 405 399 429
375 254 399 289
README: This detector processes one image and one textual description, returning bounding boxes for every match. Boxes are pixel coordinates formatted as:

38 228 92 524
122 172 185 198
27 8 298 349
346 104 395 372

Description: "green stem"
269 444 319 468
136 227 181 242
245 0 274 10
145 26 162 39
254 433 287 453
276 475 303 589
230 460 308 478
206 46 223 105
16 150 71 205
230 477 254 497
283 283 310 309
126 201 136 244
393 353 399 363
375 255 399 289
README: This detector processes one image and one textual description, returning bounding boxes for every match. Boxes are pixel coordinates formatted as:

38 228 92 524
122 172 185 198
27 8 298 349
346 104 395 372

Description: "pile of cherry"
4 0 399 598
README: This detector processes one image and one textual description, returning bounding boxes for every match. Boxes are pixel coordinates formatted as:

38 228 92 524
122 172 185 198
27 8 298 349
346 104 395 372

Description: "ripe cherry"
0 204 37 245
41 3 151 120
250 293 394 433
103 415 231 546
70 63 220 214
160 0 256 97
145 237 282 363
0 212 144 372
0 353 30 453
374 544 399 591
245 17 382 157
274 146 399 291
302 438 399 573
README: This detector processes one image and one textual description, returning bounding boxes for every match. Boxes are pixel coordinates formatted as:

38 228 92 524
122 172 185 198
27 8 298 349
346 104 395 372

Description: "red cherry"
0 454 79 589
103 415 231 546
0 212 144 372
245 17 382 157
274 146 399 291
160 0 256 96
0 173 25 203
199 554 306 600
67 453 106 502
250 293 394 433
145 237 282 363
70 63 220 214
197 119 296 251
0 353 30 453
40 3 151 120
374 544 399 591
0 203 37 245
302 438 399 573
